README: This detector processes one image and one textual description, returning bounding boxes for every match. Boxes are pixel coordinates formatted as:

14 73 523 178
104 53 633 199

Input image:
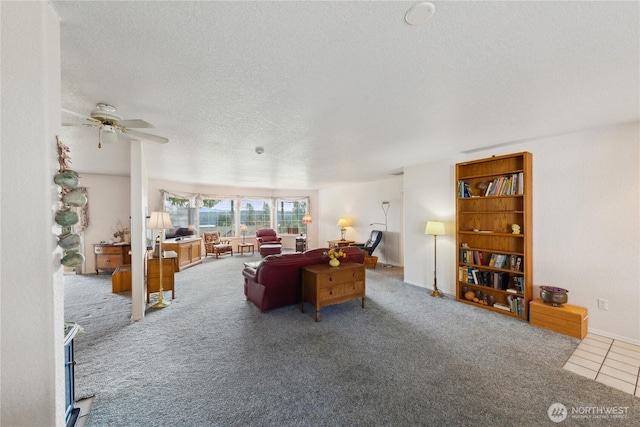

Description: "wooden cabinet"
162 238 202 271
530 299 588 339
146 257 176 302
94 243 131 274
301 261 366 322
455 152 532 320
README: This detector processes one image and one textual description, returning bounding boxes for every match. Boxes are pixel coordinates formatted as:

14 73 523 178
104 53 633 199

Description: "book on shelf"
511 276 525 293
483 173 524 197
493 302 511 312
509 255 517 270
507 295 525 316
489 254 496 267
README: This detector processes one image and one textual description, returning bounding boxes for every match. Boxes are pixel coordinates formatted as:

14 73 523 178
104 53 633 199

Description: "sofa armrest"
242 266 257 280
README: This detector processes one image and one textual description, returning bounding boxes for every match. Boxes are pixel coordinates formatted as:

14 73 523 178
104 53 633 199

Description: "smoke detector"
405 2 435 26
255 146 264 154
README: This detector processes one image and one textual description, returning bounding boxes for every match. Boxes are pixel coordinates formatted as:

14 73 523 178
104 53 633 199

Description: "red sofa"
242 246 366 313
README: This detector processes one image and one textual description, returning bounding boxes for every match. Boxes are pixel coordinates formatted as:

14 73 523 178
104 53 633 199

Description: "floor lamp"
425 221 445 298
148 211 173 308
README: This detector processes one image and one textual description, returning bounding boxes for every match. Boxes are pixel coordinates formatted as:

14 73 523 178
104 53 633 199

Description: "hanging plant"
55 137 86 268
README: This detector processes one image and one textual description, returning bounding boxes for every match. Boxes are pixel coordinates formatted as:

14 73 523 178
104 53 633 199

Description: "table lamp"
425 221 445 298
148 211 173 308
337 218 349 240
240 224 248 244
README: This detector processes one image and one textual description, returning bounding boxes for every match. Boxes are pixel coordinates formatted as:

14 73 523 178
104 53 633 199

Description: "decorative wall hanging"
55 137 87 268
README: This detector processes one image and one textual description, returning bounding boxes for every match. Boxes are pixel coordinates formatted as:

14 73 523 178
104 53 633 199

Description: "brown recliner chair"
256 228 282 257
255 228 282 248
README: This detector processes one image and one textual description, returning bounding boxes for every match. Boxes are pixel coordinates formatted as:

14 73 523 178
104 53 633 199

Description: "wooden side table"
94 243 131 274
238 243 254 255
147 257 176 303
327 239 355 248
301 261 366 322
295 237 307 252
529 299 588 339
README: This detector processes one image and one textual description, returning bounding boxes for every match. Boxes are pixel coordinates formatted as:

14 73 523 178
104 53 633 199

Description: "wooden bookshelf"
456 152 532 320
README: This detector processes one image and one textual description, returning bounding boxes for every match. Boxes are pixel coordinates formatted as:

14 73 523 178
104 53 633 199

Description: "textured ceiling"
54 1 639 190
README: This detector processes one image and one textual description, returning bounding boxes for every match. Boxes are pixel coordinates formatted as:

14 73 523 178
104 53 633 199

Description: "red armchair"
255 228 282 248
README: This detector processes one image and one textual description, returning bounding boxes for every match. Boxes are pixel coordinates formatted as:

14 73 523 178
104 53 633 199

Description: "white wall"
0 2 64 425
404 159 457 290
404 122 640 344
78 174 131 274
318 177 404 265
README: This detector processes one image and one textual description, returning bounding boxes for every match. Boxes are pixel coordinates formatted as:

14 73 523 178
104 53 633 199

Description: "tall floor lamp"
425 221 445 298
148 211 173 308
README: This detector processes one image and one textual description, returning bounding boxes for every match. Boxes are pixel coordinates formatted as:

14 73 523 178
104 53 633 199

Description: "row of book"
483 173 524 196
459 249 523 271
459 266 524 293
492 296 526 316
457 172 524 198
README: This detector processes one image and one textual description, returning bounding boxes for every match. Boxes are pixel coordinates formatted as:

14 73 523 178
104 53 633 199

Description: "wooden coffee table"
237 243 254 255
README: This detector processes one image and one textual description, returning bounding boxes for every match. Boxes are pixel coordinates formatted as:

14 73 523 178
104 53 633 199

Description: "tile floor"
564 333 640 398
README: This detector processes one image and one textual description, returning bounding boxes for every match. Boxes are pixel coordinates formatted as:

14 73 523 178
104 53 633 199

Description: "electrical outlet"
598 298 609 310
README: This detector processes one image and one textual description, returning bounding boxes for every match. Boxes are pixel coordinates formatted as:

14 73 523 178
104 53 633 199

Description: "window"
163 196 195 229
240 199 271 235
199 198 235 238
276 198 309 235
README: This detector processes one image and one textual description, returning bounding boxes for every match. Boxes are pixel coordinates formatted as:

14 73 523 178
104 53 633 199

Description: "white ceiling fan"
62 103 168 148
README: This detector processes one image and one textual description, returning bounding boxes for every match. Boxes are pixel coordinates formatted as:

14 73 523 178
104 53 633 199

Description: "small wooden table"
237 243 254 255
147 256 177 303
529 299 588 339
301 261 366 322
327 239 355 248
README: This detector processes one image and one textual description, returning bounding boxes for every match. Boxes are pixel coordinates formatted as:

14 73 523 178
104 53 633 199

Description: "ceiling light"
255 146 264 154
405 2 435 26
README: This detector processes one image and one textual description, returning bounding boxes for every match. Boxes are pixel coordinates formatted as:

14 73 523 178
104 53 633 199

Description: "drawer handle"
329 289 333 295
329 277 333 282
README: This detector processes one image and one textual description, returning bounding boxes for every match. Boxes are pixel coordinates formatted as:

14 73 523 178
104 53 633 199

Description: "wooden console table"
301 261 366 322
94 243 131 274
162 237 202 271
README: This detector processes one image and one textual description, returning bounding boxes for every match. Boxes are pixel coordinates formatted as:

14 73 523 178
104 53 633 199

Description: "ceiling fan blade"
117 119 155 129
61 108 102 127
123 128 169 144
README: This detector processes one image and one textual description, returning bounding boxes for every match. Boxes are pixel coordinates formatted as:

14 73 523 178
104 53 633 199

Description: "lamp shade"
240 224 248 232
148 211 173 230
425 221 445 236
337 218 349 228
